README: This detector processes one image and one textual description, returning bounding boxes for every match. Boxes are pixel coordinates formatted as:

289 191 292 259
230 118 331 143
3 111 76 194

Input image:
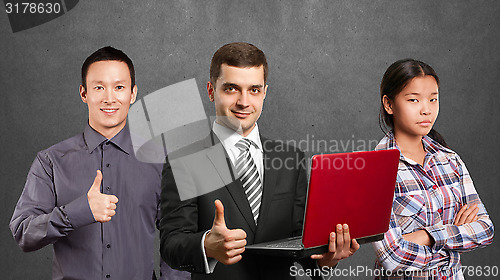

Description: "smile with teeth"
101 108 118 113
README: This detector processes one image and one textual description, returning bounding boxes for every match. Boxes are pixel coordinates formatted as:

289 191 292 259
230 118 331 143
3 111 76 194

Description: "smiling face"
383 75 439 140
80 60 137 139
208 64 267 136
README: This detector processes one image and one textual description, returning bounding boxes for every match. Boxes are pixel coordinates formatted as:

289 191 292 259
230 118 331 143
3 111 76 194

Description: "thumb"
89 170 103 193
213 199 226 227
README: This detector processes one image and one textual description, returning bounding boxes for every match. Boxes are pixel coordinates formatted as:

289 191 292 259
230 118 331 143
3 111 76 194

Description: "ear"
80 85 87 103
130 85 138 104
382 95 393 115
263 84 268 100
207 81 215 102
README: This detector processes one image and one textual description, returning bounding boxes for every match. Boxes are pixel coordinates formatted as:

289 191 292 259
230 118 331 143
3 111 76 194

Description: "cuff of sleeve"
425 224 448 252
60 194 96 228
201 230 218 274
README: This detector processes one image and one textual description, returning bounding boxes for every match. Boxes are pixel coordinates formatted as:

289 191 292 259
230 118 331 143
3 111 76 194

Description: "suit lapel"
256 138 279 232
205 133 257 233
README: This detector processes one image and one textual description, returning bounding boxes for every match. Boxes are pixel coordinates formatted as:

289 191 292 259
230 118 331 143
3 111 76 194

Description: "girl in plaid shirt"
372 59 494 279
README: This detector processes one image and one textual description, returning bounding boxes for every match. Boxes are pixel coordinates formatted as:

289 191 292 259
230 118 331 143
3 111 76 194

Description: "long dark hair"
379 59 449 148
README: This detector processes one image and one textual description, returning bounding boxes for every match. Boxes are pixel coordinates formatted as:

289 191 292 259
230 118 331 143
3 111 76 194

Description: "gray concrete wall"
1 1 498 279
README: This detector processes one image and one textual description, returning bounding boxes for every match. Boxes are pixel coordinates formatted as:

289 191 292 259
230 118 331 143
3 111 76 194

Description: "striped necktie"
235 138 263 224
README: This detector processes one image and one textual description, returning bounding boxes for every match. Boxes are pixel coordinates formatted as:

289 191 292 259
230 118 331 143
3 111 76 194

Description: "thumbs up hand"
204 200 247 265
87 170 119 223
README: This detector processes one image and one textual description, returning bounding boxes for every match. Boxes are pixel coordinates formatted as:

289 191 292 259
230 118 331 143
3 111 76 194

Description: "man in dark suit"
160 42 359 279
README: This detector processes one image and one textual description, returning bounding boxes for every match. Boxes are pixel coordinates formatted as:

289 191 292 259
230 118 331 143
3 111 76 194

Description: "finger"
459 204 477 224
456 204 467 218
351 239 360 252
213 200 226 227
456 205 471 225
99 215 112 223
327 232 336 253
107 210 116 217
335 224 344 249
89 170 103 193
229 229 247 240
226 247 246 258
342 224 351 250
454 205 467 225
464 207 479 224
464 203 478 215
110 203 117 210
108 195 119 204
225 239 247 250
310 254 324 260
225 254 242 265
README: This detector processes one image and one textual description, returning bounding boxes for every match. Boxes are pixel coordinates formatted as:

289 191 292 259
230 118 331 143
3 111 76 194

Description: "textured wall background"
1 1 498 279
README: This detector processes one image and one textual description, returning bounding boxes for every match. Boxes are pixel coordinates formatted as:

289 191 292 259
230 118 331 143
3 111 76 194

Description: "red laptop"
245 149 399 258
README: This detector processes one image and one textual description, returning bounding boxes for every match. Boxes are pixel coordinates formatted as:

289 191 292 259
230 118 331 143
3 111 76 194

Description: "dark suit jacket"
160 133 318 280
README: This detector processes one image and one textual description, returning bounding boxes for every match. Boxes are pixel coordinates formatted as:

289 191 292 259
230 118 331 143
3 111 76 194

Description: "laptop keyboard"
265 237 303 249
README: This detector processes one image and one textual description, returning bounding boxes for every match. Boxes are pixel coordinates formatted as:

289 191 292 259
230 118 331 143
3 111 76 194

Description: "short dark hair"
210 42 268 85
379 58 448 148
81 46 135 90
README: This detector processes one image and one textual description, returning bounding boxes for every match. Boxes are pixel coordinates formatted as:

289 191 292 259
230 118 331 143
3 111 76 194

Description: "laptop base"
246 233 384 259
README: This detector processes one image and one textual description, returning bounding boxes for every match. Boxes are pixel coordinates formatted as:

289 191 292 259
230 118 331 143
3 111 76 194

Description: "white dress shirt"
201 121 264 274
212 121 264 181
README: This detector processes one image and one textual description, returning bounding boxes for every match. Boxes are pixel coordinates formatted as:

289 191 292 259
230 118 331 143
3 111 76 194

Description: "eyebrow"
222 83 263 89
404 92 439 96
89 80 128 84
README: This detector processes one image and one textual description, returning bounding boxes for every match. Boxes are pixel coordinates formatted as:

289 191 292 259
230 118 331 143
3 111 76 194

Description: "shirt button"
106 163 110 167
442 276 446 280
106 244 111 248
106 186 110 191
105 141 110 145
432 185 437 190
438 209 443 214
106 274 110 278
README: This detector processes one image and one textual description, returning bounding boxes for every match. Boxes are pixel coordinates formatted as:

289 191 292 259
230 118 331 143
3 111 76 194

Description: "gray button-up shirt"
10 124 182 280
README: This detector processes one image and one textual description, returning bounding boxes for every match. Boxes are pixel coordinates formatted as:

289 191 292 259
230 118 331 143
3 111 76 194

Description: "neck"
89 122 125 140
215 119 255 137
393 130 425 154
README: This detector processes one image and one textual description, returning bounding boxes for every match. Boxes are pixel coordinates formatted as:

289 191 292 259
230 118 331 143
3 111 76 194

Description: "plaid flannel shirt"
372 132 494 280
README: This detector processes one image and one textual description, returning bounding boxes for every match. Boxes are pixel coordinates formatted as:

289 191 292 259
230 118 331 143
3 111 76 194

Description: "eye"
225 86 237 93
250 88 261 94
430 98 438 102
408 98 418 103
116 85 125 90
94 86 104 91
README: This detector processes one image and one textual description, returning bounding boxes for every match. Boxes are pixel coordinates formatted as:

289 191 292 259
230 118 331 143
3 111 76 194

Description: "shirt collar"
421 134 454 155
212 121 263 152
84 123 132 155
377 131 453 165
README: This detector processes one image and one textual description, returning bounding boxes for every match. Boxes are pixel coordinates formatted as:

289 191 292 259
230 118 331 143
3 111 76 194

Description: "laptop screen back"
302 149 399 248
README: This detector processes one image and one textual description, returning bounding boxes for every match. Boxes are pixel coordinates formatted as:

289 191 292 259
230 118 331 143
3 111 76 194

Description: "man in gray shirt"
10 46 188 280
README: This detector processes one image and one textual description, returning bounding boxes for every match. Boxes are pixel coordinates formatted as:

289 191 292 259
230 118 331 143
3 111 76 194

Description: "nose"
421 101 431 115
103 88 116 104
236 91 250 107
